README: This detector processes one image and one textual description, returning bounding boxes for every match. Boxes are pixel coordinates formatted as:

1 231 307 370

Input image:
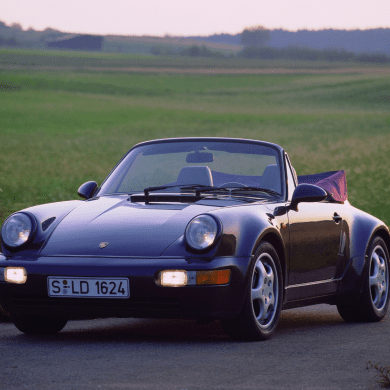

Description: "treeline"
187 28 390 55
151 44 390 64
0 36 20 47
0 20 64 49
1 19 389 64
151 44 226 58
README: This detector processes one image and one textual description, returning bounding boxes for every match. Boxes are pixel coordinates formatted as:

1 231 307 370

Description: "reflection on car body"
0 138 389 340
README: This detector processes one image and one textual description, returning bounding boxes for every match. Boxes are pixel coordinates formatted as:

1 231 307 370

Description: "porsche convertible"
1 137 389 341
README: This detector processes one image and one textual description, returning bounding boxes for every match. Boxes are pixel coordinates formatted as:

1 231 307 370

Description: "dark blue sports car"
1 138 389 340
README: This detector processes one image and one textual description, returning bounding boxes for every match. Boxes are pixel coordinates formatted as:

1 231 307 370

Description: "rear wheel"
11 313 69 335
337 236 389 322
222 241 283 341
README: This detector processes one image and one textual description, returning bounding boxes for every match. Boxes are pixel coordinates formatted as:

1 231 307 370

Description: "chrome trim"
286 279 336 289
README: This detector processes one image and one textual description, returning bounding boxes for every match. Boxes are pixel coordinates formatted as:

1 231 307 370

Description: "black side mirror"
290 184 327 211
78 181 98 199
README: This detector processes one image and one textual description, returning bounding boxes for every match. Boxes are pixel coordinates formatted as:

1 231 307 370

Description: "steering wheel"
219 182 248 188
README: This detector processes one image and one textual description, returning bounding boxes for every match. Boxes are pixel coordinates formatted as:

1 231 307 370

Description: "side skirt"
283 278 339 309
282 295 339 310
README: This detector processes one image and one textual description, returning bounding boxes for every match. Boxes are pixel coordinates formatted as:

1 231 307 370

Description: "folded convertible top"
297 170 348 202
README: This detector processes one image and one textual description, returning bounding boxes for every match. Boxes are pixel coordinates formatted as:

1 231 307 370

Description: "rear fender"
338 210 390 301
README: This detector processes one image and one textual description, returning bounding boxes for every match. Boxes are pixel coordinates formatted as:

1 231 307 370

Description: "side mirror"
290 184 327 211
78 181 98 200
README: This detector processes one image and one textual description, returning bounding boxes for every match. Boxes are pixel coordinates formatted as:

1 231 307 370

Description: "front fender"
161 206 285 259
1 200 82 256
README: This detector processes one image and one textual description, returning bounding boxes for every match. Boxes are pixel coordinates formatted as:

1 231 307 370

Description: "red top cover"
297 170 348 202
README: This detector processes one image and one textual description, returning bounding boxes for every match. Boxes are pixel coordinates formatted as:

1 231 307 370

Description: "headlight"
1 213 33 248
185 215 220 251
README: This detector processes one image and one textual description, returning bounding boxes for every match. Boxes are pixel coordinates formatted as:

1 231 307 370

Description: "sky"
3 0 390 36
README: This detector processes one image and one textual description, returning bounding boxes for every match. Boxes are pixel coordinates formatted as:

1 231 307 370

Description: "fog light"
5 267 27 284
159 270 188 287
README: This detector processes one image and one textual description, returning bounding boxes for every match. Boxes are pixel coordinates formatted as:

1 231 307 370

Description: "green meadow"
0 49 389 227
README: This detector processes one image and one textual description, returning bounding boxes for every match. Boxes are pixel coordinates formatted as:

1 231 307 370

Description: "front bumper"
0 254 251 320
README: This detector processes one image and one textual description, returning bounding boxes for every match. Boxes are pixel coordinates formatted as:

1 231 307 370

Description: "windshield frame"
96 138 287 201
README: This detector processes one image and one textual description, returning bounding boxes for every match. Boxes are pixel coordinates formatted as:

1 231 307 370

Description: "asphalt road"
1 304 389 390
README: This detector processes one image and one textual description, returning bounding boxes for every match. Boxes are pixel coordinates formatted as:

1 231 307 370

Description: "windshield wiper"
129 184 215 204
195 186 281 197
143 184 281 197
142 184 214 196
129 184 281 201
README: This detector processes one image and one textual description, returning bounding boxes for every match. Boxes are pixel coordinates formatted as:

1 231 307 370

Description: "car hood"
40 196 220 257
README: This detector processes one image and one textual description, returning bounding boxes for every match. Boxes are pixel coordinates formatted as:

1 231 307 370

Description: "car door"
287 202 344 286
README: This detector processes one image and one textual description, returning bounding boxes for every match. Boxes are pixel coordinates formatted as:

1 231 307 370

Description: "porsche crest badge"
99 242 109 249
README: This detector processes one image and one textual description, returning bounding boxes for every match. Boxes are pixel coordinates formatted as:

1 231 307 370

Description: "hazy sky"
3 0 390 36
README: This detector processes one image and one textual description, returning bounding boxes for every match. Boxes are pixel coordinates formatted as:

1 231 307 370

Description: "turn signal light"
158 269 230 287
196 270 231 285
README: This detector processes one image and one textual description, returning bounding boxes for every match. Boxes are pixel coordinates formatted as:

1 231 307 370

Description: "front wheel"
11 313 69 335
337 236 389 322
222 241 283 341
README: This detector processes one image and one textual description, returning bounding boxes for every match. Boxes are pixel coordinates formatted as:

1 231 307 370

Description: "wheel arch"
254 231 287 291
372 228 390 259
347 208 390 260
339 226 390 305
337 230 390 322
360 227 390 291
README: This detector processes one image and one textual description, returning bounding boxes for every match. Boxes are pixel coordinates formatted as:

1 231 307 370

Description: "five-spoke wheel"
251 253 279 329
222 241 283 341
369 244 388 311
337 236 389 322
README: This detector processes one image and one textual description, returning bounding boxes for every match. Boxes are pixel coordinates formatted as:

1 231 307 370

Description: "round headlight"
1 213 33 247
185 215 220 251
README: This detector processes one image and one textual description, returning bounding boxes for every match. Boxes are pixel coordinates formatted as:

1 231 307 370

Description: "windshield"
98 140 284 198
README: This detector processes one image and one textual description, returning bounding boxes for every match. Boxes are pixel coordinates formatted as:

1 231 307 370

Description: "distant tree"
241 26 270 47
43 27 60 33
0 35 20 47
178 45 225 58
357 53 390 63
187 45 201 57
10 23 23 31
41 27 63 41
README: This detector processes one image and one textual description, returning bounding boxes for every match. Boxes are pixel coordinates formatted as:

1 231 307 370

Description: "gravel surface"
1 304 389 389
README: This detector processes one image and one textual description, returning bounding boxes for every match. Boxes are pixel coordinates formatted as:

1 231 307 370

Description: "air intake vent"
42 217 56 231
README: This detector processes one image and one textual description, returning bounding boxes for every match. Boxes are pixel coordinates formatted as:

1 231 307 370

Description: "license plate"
48 277 129 298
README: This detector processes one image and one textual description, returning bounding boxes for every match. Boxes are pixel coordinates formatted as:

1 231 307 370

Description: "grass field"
3 48 390 70
0 48 389 228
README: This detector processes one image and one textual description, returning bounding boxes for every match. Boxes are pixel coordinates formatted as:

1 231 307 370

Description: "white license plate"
48 277 129 298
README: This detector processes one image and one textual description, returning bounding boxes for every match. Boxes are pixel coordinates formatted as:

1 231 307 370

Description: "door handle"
333 213 342 224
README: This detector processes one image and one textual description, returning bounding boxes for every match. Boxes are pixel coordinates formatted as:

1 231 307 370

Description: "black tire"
337 236 389 322
11 313 69 335
222 241 283 341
